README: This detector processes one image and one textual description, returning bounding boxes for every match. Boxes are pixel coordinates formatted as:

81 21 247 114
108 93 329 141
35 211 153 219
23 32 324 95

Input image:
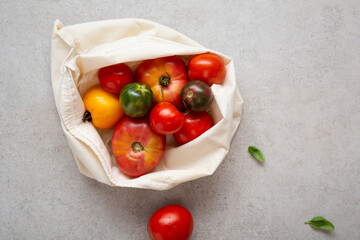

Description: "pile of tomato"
82 53 226 178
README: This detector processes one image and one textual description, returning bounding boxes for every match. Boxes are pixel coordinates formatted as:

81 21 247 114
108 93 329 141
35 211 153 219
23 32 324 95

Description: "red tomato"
150 102 185 135
135 56 188 109
111 117 165 177
188 53 226 86
148 205 194 240
174 111 214 146
98 63 134 94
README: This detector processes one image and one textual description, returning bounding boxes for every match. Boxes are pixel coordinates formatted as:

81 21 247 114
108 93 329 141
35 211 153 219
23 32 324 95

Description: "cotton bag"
51 19 243 190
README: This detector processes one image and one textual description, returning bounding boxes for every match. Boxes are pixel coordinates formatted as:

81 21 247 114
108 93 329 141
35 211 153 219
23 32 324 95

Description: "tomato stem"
159 72 170 87
82 110 92 122
159 72 170 98
131 142 144 153
183 111 190 116
187 90 194 98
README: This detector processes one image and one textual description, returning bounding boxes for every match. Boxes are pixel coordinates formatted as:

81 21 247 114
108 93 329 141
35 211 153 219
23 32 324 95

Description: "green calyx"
159 72 171 87
82 110 92 122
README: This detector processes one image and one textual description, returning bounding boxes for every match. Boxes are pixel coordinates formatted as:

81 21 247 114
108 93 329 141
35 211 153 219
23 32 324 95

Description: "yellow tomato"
82 85 124 129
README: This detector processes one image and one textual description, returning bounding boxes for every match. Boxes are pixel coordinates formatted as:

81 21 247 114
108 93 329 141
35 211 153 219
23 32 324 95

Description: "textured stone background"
1 0 359 239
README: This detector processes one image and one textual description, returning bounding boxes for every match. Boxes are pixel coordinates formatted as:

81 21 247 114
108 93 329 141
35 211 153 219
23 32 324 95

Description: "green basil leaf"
248 146 265 162
305 216 335 231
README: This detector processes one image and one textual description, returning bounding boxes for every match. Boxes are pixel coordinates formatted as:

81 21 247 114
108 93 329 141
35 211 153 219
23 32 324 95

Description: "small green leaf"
248 146 265 162
305 216 335 231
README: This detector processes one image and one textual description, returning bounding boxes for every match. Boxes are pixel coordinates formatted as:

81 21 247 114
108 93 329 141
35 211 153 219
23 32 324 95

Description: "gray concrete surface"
1 0 360 239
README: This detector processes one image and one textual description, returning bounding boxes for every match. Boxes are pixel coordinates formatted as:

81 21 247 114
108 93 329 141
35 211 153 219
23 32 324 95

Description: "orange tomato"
82 85 124 129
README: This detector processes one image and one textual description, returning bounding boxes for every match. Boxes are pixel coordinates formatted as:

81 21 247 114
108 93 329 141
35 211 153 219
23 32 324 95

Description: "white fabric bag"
51 19 243 190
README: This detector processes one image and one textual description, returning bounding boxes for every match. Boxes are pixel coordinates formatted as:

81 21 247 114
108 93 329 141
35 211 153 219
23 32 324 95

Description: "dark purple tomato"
180 80 214 111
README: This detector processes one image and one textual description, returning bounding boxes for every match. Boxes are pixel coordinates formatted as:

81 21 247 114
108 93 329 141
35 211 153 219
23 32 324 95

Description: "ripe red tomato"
188 53 226 86
111 117 165 177
148 205 194 240
174 111 214 146
98 63 134 94
135 56 188 109
150 102 185 135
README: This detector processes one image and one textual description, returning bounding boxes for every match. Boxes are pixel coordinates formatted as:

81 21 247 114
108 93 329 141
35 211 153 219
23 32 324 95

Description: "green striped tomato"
180 80 214 111
120 83 153 117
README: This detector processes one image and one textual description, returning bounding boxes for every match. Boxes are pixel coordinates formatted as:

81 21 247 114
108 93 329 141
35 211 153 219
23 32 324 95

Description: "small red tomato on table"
135 56 188 109
150 102 185 135
148 205 194 240
188 53 226 86
111 117 165 177
174 111 214 146
98 63 134 94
